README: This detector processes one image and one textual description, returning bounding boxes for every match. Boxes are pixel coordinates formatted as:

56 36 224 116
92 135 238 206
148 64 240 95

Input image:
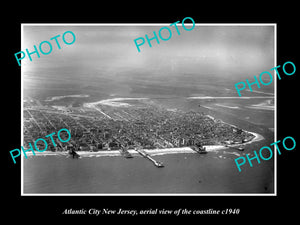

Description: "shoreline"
23 99 265 158
24 131 264 158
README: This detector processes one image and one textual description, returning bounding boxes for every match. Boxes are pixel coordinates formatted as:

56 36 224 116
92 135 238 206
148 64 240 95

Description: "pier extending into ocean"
134 148 164 168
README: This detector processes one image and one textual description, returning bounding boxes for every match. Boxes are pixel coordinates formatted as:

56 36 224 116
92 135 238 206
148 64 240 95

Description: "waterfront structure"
23 97 255 152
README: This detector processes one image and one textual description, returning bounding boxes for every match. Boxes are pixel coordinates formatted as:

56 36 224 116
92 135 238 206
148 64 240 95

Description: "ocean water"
23 148 274 194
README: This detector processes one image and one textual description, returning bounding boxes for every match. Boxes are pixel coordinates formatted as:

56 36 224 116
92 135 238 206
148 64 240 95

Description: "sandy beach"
23 130 264 158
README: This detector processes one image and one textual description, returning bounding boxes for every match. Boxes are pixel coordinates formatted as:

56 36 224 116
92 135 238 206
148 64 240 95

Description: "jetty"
135 148 164 168
190 145 208 154
225 144 245 151
119 147 133 158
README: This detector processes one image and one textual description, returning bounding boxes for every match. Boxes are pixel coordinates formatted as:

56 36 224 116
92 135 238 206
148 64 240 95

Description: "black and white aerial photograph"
21 24 275 195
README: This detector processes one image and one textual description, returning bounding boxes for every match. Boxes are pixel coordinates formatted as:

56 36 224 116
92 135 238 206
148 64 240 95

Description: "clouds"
22 24 274 79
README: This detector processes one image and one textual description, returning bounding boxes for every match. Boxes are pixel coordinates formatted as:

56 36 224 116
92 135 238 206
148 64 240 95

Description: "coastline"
24 131 264 158
23 101 265 158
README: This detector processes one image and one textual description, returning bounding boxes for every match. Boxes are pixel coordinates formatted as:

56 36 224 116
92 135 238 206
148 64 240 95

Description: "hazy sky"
22 24 274 79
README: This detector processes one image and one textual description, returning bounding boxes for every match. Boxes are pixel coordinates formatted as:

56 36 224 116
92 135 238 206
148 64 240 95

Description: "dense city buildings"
23 97 254 151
